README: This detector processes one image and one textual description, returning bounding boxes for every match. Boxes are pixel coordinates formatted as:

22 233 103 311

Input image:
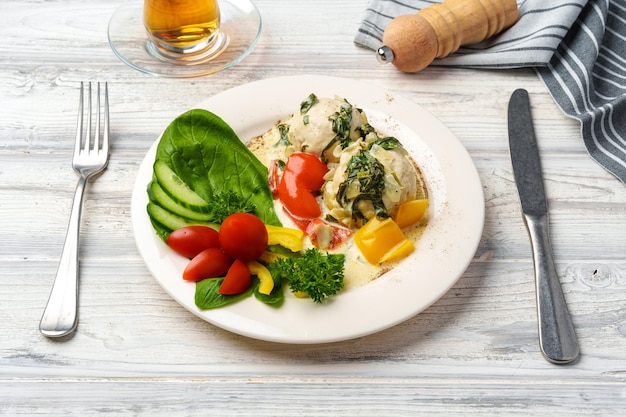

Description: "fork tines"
76 82 109 156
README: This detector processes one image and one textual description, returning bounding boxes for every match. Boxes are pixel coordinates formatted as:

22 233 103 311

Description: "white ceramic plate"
131 75 484 344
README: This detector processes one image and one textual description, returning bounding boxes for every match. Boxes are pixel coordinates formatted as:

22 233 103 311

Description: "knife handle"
523 213 579 364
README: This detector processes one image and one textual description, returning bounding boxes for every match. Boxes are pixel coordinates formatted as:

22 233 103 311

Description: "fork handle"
40 176 87 338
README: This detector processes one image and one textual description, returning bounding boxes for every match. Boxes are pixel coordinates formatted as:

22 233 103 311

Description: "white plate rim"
131 74 485 344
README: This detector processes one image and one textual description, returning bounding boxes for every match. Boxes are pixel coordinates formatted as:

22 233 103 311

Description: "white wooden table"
2 1 626 415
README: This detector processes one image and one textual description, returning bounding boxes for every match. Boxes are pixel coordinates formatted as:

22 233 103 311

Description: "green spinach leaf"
253 282 284 307
155 109 281 226
195 277 259 309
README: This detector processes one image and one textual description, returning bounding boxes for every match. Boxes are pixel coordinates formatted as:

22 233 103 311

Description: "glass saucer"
108 0 262 78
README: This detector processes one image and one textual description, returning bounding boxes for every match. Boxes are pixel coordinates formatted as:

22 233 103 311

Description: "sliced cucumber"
147 181 215 222
146 202 218 233
153 160 210 213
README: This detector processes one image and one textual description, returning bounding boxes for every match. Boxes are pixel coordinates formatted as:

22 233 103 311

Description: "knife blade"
508 89 579 364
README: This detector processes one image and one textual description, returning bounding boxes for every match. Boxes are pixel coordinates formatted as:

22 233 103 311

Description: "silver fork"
40 82 110 338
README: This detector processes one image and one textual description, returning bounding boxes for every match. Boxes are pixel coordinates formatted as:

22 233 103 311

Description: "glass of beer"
143 0 222 56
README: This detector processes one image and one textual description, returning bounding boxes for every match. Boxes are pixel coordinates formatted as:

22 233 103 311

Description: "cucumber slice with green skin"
147 181 215 222
153 160 210 213
147 202 218 233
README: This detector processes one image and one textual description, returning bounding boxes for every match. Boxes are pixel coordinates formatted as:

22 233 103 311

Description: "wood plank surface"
1 1 625 416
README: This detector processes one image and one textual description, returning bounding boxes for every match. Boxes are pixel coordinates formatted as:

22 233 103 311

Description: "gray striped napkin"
355 0 626 184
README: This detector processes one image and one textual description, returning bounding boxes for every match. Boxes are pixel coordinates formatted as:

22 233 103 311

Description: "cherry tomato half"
278 152 329 219
182 247 232 282
166 226 220 259
218 212 268 262
219 259 251 295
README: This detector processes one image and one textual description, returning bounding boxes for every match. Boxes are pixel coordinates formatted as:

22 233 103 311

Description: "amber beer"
143 0 221 53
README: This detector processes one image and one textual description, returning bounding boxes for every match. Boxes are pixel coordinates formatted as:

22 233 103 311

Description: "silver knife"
507 89 579 364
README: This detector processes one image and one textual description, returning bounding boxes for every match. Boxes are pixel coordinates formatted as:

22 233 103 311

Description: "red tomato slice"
166 226 220 258
219 213 268 262
182 248 232 282
219 259 252 295
288 152 328 190
278 153 329 219
306 218 353 250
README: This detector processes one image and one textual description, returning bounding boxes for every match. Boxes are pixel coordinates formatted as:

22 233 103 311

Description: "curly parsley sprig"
268 249 345 303
208 190 256 224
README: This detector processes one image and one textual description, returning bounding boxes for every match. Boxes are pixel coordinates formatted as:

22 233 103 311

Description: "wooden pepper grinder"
377 0 519 72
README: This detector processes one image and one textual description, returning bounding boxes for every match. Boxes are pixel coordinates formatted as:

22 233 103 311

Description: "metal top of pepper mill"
376 45 394 64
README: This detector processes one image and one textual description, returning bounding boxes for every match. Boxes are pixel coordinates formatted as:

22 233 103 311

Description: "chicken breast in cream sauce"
285 96 363 161
248 93 427 230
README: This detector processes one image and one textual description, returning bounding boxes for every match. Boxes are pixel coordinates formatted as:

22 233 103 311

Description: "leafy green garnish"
356 121 377 138
268 249 345 303
206 190 255 224
254 280 284 307
275 123 291 147
368 136 400 151
337 149 389 224
195 277 259 309
195 273 285 310
357 121 401 151
300 93 319 114
155 109 281 226
320 98 355 162
329 99 354 148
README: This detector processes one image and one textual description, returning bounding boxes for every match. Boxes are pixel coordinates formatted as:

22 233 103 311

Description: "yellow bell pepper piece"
265 224 304 252
247 261 274 295
354 217 414 265
394 199 428 229
379 238 414 264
